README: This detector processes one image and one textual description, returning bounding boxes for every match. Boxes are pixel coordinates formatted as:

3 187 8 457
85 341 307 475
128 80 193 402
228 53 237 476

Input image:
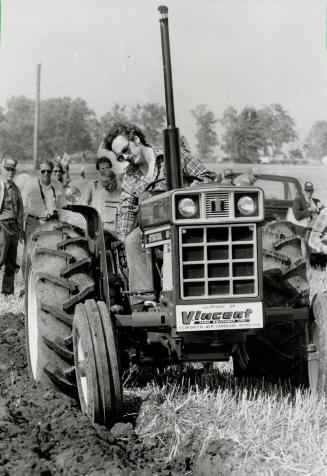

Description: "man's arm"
181 144 216 183
81 181 93 205
116 189 138 242
292 196 311 220
55 182 67 208
21 179 33 218
14 185 24 229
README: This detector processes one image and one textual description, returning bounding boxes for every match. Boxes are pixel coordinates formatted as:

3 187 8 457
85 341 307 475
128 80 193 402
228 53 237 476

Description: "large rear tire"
25 220 91 395
25 219 122 426
234 320 316 386
234 220 313 386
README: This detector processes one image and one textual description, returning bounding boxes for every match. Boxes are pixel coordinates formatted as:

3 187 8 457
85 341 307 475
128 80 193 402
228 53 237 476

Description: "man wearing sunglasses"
104 122 216 309
22 159 66 239
0 157 24 295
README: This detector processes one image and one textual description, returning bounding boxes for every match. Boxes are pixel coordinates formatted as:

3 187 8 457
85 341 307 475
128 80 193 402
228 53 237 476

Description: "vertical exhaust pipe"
158 5 183 190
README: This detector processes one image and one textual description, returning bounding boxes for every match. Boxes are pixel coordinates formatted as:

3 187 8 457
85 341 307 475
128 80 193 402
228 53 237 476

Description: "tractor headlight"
237 196 256 216
65 185 81 204
178 197 198 218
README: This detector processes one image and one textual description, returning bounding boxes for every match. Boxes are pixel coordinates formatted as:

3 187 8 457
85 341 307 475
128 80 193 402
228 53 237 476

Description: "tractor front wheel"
73 299 122 426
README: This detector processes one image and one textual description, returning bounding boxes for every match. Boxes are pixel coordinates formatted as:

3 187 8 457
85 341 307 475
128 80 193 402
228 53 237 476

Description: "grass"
129 366 327 475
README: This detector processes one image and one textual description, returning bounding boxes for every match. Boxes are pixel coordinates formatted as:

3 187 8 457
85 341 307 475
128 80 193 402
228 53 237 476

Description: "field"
2 163 327 475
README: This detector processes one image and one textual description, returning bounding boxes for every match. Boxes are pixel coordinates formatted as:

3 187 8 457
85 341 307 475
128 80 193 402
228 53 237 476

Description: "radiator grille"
205 192 230 218
179 224 258 300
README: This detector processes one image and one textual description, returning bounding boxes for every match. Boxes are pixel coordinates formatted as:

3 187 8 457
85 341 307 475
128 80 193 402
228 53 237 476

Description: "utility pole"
33 63 41 170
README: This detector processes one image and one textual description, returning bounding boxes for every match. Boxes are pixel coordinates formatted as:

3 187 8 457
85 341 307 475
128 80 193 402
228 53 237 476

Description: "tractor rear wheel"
25 219 122 427
234 321 316 386
234 220 313 387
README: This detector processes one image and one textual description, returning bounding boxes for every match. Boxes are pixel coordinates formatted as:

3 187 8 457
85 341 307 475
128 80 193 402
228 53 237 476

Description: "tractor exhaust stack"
158 5 183 191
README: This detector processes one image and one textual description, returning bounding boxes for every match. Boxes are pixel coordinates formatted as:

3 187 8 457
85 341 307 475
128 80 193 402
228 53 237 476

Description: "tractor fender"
60 204 111 308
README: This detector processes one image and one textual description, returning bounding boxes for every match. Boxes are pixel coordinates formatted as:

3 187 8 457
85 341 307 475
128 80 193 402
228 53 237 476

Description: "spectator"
22 159 66 239
292 181 324 228
82 157 118 233
292 181 324 258
0 157 24 295
51 159 65 185
103 122 215 309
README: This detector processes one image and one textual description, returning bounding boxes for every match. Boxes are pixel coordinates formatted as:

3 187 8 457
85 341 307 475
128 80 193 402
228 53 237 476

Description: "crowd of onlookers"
0 153 120 296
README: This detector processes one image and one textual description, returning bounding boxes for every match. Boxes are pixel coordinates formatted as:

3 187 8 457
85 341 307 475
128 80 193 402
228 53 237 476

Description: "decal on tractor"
176 302 263 332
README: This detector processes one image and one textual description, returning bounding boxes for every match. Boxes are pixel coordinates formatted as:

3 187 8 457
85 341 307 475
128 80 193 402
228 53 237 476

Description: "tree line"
0 95 325 163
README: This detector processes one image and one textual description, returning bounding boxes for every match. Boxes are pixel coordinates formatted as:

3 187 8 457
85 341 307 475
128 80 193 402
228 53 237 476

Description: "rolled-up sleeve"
117 189 138 242
181 146 216 183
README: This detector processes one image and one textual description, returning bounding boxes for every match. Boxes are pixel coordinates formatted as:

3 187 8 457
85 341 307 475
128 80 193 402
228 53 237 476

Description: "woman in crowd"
51 159 65 184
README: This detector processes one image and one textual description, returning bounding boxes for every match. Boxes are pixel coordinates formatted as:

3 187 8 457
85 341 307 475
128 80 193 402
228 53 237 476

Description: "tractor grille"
179 224 258 300
205 192 230 218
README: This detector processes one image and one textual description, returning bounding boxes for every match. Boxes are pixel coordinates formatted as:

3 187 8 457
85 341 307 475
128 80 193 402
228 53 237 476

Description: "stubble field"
1 163 327 475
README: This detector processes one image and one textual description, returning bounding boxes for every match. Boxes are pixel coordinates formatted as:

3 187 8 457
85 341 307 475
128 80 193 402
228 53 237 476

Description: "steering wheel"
144 174 203 191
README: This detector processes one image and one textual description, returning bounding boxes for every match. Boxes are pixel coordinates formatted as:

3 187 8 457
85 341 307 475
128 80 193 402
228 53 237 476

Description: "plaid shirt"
117 144 216 242
309 208 327 253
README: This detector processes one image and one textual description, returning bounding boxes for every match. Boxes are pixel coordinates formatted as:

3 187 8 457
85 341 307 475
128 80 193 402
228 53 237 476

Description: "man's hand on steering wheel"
144 174 203 191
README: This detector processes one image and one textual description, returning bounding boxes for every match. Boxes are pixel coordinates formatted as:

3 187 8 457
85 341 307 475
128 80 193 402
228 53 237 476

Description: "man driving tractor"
103 122 216 310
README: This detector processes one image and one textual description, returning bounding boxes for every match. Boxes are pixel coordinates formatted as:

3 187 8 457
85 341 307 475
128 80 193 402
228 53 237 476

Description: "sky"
1 0 327 150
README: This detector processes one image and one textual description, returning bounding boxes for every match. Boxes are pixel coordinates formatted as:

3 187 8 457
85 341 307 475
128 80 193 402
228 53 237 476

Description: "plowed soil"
0 309 236 476
0 311 165 475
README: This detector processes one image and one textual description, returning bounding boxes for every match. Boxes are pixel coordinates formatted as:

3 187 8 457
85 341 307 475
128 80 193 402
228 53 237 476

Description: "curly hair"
103 122 150 151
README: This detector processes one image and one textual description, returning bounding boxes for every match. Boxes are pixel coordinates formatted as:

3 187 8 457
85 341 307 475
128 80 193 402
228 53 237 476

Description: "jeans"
0 221 19 294
125 227 153 304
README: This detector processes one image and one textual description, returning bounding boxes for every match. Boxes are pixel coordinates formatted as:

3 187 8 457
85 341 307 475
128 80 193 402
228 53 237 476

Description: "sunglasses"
116 141 131 162
40 170 52 174
53 170 63 174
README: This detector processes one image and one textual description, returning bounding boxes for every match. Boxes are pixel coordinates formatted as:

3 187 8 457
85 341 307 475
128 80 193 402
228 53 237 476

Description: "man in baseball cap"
304 181 314 192
0 156 23 295
2 157 17 170
292 180 324 238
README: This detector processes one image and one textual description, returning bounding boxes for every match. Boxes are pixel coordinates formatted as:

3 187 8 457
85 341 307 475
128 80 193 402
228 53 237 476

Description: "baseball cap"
304 181 314 191
2 157 17 170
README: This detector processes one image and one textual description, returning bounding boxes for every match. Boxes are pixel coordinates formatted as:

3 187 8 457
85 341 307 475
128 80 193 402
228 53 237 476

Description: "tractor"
25 6 327 428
